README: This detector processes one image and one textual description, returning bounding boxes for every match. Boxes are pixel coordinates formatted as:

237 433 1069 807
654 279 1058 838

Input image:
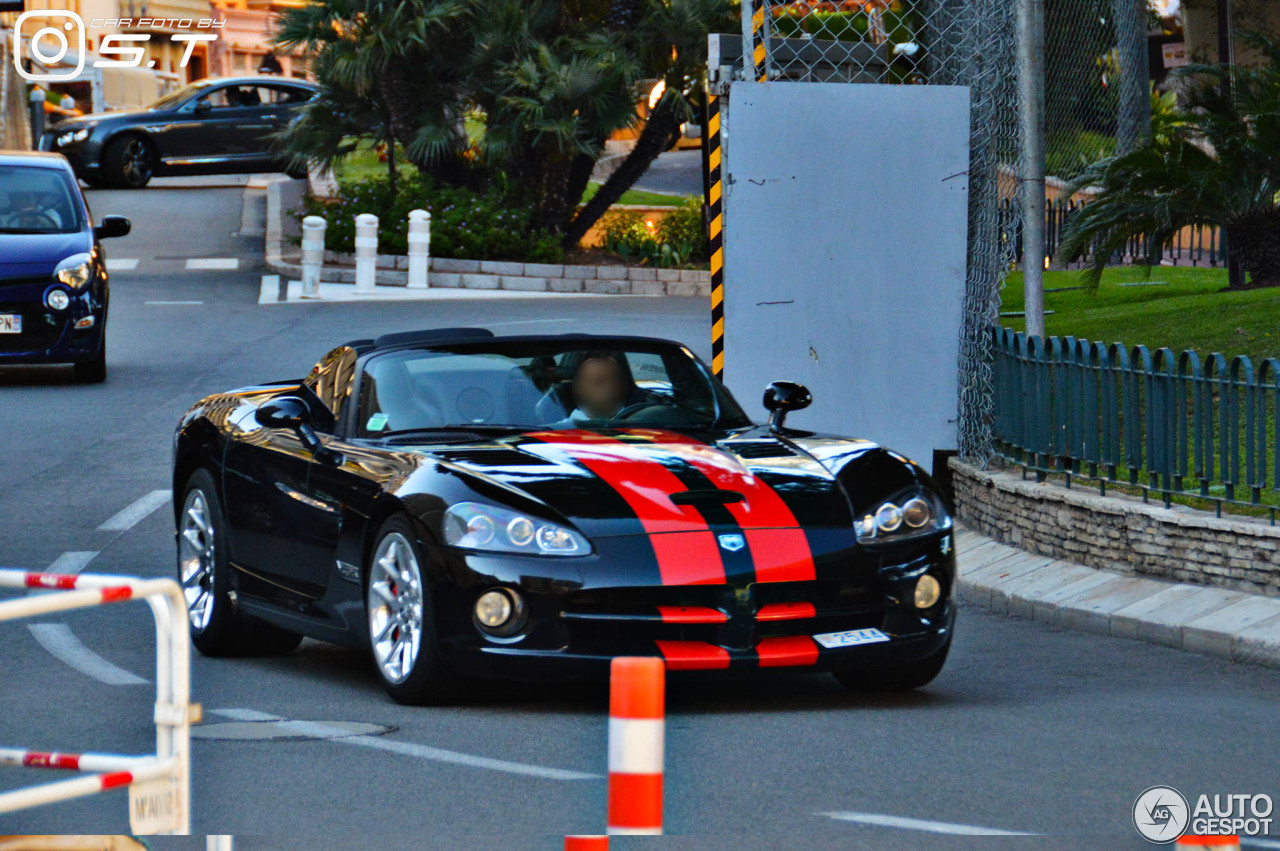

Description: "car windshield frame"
147 80 218 110
0 165 85 235
346 339 751 439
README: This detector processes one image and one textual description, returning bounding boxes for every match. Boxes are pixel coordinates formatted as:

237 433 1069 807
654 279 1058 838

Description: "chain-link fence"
738 0 1022 464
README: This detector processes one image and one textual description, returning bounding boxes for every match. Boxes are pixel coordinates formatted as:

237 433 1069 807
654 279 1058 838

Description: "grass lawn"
999 266 1280 364
581 181 691 207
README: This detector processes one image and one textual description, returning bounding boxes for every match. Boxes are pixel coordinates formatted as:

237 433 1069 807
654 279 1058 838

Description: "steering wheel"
2 211 58 230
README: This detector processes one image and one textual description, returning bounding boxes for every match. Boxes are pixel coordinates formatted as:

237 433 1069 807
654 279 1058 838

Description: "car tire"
178 469 303 657
73 341 106 384
832 638 950 693
102 135 154 189
365 514 458 705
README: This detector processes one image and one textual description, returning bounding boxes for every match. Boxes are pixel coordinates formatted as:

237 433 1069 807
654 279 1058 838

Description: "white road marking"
25 550 148 685
209 708 598 781
105 258 139 271
97 489 170 532
146 300 204 305
185 258 239 271
27 624 148 686
819 811 1039 836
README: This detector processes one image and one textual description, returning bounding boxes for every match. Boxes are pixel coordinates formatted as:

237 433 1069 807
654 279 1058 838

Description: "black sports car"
173 329 955 703
39 76 319 189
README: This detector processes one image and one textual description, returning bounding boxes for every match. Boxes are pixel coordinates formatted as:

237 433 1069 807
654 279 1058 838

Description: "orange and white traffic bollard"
1177 836 1241 849
564 836 608 850
606 656 665 835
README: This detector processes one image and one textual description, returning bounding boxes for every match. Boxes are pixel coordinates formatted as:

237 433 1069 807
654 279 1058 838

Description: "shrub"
298 175 563 262
599 199 709 267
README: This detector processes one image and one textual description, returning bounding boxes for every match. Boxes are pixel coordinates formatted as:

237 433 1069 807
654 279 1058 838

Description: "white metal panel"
723 82 970 470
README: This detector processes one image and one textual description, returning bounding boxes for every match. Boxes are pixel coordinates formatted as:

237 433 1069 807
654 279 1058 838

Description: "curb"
956 523 1280 669
261 177 711 297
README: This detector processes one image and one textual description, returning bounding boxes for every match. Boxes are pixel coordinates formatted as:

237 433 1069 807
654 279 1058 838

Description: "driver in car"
567 350 633 421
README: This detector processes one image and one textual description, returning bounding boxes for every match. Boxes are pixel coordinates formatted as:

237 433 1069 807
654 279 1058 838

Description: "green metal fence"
991 326 1280 520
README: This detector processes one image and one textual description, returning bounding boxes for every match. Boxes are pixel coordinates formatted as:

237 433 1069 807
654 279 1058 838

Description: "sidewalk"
956 522 1280 669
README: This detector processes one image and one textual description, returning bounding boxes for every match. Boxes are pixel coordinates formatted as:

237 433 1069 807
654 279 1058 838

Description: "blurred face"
573 357 627 418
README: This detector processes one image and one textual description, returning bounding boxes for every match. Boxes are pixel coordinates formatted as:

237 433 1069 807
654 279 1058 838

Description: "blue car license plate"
0 314 21 334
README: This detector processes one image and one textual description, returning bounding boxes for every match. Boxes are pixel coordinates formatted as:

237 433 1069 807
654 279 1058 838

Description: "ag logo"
1133 786 1189 843
718 534 745 552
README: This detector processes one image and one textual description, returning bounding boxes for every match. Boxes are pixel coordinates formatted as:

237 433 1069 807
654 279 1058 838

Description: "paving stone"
430 257 481 273
460 273 500 290
500 276 549 291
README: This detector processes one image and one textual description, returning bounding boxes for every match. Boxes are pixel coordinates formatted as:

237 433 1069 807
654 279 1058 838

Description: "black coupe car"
173 329 955 704
39 76 319 189
0 152 130 382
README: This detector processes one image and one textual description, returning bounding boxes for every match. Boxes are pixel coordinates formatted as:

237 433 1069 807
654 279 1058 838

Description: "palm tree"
1059 35 1280 289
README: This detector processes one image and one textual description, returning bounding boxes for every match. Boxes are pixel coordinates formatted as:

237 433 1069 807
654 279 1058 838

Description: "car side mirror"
762 381 812 433
194 99 211 114
255 396 342 465
95 216 130 240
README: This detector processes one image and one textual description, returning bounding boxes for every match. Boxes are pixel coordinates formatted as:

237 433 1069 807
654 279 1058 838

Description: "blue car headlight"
854 487 951 543
444 502 589 556
54 253 94 290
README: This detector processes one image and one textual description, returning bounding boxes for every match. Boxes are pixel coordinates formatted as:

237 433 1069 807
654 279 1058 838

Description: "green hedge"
599 200 709 267
299 175 562 262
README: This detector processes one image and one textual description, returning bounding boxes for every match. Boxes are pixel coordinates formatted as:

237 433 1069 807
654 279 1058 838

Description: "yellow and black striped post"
751 1 768 81
705 87 725 381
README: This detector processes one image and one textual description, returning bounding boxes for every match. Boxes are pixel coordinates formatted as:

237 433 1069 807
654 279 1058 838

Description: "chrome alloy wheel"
367 532 424 685
179 489 216 632
121 139 152 184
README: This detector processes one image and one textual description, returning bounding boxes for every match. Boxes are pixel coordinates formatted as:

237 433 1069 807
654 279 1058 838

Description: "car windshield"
0 166 82 234
355 341 750 437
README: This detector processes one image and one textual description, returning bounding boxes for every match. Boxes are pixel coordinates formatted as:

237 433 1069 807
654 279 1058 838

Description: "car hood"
431 427 858 540
0 232 92 279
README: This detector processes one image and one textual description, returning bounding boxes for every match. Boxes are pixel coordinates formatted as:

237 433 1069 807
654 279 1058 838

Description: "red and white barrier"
1177 836 1240 849
564 836 608 850
606 656 665 836
0 568 198 834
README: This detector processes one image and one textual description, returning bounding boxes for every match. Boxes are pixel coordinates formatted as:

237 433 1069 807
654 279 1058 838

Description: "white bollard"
354 213 378 294
300 215 326 299
407 209 431 289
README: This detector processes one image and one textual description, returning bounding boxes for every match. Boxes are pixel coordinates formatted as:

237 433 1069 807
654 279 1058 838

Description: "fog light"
914 574 942 609
46 289 70 311
475 589 513 628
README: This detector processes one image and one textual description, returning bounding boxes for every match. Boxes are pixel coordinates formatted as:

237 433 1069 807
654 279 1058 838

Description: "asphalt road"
1 178 1278 850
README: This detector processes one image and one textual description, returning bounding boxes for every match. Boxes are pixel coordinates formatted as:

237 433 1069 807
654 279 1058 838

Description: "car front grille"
560 580 892 650
0 303 65 352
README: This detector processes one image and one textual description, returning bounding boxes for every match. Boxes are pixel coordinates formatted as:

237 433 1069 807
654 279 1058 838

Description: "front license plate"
813 627 890 649
0 314 20 334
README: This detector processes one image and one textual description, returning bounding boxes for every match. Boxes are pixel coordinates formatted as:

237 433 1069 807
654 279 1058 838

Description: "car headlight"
444 502 589 556
54 254 94 290
854 487 950 543
57 127 91 147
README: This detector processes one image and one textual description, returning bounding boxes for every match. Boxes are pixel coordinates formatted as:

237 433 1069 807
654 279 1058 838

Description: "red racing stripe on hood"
619 429 816 583
524 430 726 585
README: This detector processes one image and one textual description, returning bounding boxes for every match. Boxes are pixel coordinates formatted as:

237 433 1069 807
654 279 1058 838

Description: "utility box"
719 81 970 473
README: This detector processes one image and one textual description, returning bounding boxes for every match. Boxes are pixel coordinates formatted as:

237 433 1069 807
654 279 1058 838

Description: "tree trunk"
563 94 685 248
1226 212 1280 289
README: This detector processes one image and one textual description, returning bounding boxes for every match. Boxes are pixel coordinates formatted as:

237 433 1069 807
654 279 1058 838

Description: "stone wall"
950 458 1280 598
272 252 713 296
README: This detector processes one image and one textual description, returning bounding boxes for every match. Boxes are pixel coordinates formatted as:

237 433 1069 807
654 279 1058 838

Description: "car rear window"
0 166 83 234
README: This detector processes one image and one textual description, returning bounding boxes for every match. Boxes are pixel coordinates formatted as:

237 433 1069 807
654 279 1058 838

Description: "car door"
219 85 300 168
156 85 245 166
220 406 330 598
